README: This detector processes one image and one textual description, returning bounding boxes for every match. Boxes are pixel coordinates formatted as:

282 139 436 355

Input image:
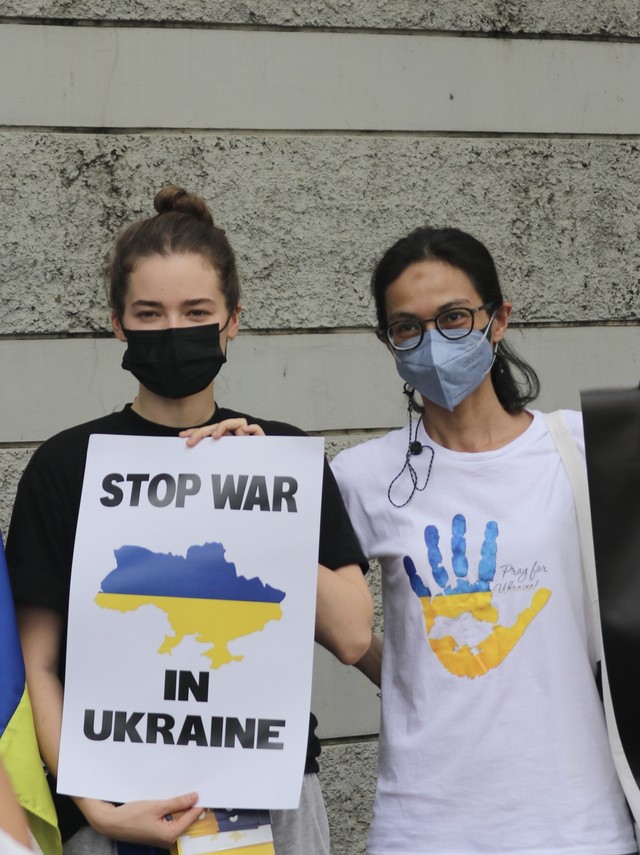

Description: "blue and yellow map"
95 542 286 669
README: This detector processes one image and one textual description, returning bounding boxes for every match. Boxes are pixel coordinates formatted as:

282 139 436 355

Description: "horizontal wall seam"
320 734 379 747
1 17 639 43
1 320 638 342
310 429 389 438
4 126 640 141
0 442 41 450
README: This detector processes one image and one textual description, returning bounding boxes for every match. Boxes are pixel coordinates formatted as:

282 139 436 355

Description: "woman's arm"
314 564 373 666
17 606 64 780
17 605 202 847
0 760 32 851
353 633 383 688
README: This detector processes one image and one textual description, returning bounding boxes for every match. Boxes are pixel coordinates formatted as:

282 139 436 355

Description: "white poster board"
58 434 324 809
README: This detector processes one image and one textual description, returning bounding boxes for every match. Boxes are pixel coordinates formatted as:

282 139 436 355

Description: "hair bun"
153 185 214 226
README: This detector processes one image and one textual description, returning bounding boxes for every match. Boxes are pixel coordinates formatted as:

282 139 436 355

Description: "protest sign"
57 434 324 808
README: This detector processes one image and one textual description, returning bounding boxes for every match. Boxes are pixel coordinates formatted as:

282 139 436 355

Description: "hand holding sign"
75 792 201 848
180 418 266 446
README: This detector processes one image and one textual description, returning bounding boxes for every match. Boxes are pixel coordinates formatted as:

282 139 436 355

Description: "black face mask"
121 322 228 399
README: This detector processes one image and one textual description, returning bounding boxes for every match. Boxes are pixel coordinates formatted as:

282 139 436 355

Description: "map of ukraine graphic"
94 543 286 669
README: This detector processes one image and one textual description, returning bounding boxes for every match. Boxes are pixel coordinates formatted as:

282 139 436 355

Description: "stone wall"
1 5 639 852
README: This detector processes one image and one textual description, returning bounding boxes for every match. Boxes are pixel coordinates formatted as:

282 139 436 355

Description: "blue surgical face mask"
393 320 496 412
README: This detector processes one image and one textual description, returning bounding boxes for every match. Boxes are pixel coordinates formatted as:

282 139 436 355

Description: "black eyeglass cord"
387 385 435 508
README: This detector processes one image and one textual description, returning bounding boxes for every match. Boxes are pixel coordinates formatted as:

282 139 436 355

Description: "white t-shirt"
332 410 635 855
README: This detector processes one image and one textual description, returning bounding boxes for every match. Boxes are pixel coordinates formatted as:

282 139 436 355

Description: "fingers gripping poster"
57 435 324 808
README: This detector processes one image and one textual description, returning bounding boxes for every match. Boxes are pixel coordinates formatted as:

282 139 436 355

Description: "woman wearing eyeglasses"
331 227 636 855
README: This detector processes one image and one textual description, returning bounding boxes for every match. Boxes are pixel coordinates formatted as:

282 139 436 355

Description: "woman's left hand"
180 419 265 446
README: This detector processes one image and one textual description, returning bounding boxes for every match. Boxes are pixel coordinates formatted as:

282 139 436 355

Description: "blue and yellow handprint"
404 514 550 678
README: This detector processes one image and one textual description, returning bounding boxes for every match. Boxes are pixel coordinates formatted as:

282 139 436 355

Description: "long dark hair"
371 226 539 413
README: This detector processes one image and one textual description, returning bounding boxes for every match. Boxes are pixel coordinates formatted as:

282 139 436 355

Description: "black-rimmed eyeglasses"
380 303 496 351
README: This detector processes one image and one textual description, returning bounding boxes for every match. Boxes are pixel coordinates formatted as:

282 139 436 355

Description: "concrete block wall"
1 4 639 852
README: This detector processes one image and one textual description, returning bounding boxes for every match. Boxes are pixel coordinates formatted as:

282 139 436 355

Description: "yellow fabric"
172 843 274 855
0 687 61 855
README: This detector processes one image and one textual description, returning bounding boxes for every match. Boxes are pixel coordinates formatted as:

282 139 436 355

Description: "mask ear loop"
478 310 498 377
387 384 435 508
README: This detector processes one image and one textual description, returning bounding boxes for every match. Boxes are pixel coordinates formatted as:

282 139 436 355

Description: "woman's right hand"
180 418 265 446
75 792 201 847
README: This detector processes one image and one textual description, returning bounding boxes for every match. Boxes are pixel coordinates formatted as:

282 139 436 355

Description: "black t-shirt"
7 403 366 840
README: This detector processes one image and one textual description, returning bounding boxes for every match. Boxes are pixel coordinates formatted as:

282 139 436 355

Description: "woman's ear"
225 303 242 341
491 301 512 344
112 312 127 343
376 327 396 356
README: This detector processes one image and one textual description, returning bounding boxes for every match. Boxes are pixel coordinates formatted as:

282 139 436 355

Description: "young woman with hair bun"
331 226 636 855
7 186 372 855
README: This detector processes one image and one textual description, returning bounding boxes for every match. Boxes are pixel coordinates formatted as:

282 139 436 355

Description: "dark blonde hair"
108 186 240 318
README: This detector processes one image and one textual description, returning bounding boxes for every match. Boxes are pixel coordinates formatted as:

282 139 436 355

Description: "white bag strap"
545 410 640 829
544 410 601 651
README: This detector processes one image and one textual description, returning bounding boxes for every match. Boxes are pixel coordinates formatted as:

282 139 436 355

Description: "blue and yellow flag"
0 532 61 855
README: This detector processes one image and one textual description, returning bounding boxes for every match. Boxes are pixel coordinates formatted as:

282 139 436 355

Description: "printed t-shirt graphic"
95 542 286 668
404 513 550 678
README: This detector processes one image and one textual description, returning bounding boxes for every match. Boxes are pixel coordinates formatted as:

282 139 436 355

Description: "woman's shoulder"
533 408 584 454
538 408 583 436
552 408 583 430
332 428 407 480
22 409 134 481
